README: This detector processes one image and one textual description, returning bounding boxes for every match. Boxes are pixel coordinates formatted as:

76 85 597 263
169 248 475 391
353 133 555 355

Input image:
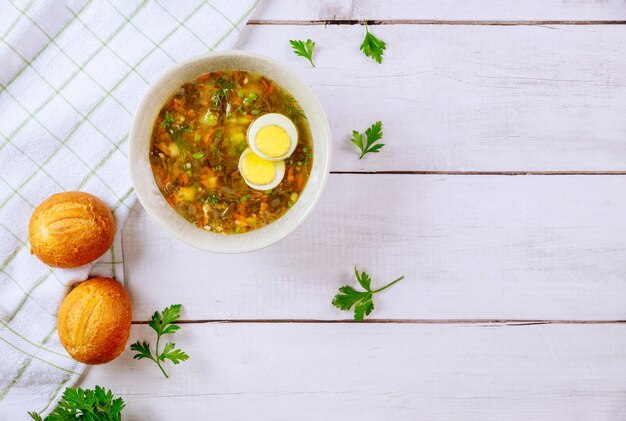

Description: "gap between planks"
331 171 626 176
249 19 626 26
131 319 626 325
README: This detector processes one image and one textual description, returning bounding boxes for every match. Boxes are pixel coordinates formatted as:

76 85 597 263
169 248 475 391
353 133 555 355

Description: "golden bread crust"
29 192 115 268
57 277 132 364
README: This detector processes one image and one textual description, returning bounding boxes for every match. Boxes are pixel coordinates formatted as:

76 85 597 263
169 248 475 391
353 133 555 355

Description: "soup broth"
149 70 313 234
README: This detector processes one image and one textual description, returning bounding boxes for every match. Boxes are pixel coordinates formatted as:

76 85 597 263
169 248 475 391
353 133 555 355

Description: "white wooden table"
79 1 626 419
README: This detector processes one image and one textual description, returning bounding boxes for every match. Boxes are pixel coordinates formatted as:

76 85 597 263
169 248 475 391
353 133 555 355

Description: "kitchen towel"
0 0 259 417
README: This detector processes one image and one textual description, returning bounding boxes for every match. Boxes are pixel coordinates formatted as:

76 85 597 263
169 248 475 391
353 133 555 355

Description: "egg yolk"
241 152 276 186
255 125 290 158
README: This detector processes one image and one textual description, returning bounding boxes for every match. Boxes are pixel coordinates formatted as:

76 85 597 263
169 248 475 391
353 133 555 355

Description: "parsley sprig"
131 304 189 378
289 39 316 67
332 267 405 320
351 121 384 159
360 22 386 63
28 386 125 421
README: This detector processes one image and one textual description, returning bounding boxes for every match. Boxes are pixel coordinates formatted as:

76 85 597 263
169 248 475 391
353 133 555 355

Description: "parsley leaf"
289 39 316 67
351 121 384 159
360 22 386 64
130 341 152 360
28 386 125 420
131 304 189 378
332 267 405 320
160 342 189 364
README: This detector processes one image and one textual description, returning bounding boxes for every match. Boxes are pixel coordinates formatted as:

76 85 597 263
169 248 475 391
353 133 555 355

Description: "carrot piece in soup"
197 73 212 83
296 173 304 191
179 171 189 186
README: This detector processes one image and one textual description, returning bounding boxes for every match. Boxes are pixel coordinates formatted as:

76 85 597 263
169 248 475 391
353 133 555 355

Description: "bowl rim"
129 51 331 253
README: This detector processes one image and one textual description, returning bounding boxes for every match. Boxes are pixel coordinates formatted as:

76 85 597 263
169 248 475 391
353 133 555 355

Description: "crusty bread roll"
58 277 132 364
29 191 115 268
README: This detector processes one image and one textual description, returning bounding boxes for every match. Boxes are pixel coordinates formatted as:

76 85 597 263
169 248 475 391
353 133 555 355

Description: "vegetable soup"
149 70 313 234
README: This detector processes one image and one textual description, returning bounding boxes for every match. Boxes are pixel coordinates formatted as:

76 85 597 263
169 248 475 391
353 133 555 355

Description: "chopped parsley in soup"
149 70 313 234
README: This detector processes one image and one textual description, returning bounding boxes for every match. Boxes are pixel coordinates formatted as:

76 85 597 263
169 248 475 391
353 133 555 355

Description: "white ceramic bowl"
129 51 331 253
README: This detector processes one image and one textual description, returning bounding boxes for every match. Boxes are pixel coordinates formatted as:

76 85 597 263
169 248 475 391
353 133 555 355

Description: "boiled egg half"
238 148 286 190
247 113 298 162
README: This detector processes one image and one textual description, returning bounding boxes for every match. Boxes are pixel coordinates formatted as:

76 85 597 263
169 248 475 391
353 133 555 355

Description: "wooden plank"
78 322 626 419
234 24 626 172
122 174 626 321
251 0 626 22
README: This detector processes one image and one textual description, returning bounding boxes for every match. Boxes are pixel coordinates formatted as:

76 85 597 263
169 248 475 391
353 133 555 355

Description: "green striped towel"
0 0 259 417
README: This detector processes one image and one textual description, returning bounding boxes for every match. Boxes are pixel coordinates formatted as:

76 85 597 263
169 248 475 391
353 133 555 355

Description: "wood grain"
87 3 626 419
234 24 626 172
78 322 626 420
122 174 626 322
251 0 626 22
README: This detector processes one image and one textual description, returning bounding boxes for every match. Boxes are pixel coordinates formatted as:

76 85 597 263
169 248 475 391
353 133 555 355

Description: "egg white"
247 113 298 162
238 148 286 191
